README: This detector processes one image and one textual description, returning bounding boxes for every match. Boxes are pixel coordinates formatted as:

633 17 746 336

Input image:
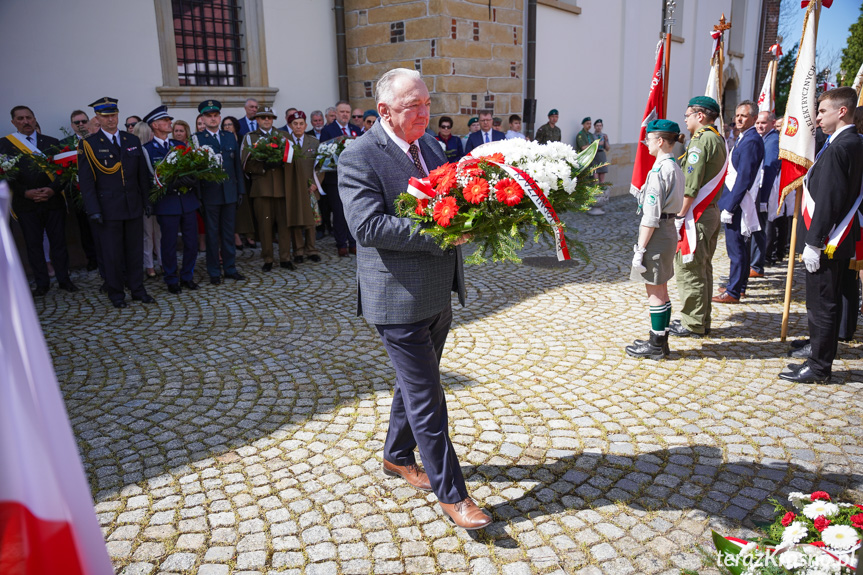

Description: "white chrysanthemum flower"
778 550 808 569
739 542 758 556
802 501 840 519
821 525 859 550
782 521 809 545
788 492 810 509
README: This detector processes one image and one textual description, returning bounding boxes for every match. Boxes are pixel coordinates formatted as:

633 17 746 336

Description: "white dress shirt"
380 120 429 175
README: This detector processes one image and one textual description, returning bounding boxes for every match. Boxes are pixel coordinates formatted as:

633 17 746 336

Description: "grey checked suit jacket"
338 121 466 325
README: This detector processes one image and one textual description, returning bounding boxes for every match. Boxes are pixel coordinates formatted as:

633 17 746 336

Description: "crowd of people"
625 88 863 385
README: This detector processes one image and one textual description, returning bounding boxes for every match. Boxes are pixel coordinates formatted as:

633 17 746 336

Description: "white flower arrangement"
821 525 858 551
802 501 840 520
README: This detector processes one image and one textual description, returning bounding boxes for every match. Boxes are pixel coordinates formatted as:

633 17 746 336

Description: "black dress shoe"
58 281 79 292
293 256 304 264
280 261 295 270
235 243 244 251
86 260 99 271
262 263 273 272
113 300 128 309
790 338 810 349
209 276 222 285
132 294 156 304
667 319 705 338
789 343 811 359
32 286 50 297
180 280 199 290
168 284 182 294
225 272 246 280
309 254 321 262
779 364 831 384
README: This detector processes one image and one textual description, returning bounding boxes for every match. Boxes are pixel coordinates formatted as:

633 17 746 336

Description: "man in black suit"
62 109 99 272
320 100 362 257
463 110 505 155
237 98 259 138
305 110 325 140
78 97 154 309
0 105 78 295
780 87 863 384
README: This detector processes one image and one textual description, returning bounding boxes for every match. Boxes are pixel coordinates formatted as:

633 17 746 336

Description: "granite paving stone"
39 200 863 574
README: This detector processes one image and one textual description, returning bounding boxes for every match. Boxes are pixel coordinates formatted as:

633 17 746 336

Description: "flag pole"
662 1 676 118
713 14 732 131
779 1 821 341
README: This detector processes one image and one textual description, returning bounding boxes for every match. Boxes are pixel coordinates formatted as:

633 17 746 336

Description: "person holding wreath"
626 119 685 360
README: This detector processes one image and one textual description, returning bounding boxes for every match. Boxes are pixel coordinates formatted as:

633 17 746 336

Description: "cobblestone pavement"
37 196 863 575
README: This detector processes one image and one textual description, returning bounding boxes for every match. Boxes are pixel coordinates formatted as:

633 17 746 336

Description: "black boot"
626 331 668 360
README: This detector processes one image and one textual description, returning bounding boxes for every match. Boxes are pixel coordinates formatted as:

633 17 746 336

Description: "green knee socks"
650 302 672 334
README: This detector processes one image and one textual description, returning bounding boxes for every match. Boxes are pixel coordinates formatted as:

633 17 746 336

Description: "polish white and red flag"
778 0 822 205
0 180 113 574
705 30 725 132
630 40 665 196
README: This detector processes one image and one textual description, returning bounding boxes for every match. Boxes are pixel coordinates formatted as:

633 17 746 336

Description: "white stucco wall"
0 0 339 139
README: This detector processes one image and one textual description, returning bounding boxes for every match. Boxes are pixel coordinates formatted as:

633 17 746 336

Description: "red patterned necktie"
408 144 425 175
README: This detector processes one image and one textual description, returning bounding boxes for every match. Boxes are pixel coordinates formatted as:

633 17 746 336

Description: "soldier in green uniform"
669 96 728 338
535 109 561 144
575 116 593 151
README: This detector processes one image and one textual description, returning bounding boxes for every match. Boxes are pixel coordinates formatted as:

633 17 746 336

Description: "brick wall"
344 0 524 134
756 0 781 96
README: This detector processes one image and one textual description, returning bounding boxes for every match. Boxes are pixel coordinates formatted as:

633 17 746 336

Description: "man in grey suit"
339 69 492 530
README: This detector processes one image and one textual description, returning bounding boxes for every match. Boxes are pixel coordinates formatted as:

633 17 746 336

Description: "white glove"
720 210 734 224
674 216 684 234
802 244 822 273
632 244 647 274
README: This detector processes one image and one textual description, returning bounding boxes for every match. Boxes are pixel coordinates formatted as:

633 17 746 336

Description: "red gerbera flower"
270 143 279 148
463 177 489 204
428 163 456 187
480 152 505 164
462 166 485 179
811 491 831 502
495 178 524 206
433 196 458 227
851 514 863 529
813 516 831 532
415 199 428 216
781 512 796 527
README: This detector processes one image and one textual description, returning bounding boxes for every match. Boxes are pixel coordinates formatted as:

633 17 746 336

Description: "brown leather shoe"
712 292 740 303
382 460 432 491
337 247 349 257
439 498 492 530
749 269 764 278
718 286 746 297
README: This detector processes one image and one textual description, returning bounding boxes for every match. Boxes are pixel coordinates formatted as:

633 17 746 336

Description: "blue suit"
718 126 764 298
463 129 505 155
144 138 200 286
750 129 780 273
320 121 362 250
194 130 245 278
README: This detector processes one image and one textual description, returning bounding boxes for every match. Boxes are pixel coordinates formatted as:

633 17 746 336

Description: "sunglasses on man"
72 119 88 125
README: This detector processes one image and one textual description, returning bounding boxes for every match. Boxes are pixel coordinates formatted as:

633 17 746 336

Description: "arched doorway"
723 63 740 129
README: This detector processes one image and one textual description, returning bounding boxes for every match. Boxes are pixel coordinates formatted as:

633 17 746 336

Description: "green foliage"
776 42 798 117
839 4 863 86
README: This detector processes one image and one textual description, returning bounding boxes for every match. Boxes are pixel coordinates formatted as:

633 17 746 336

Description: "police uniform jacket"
797 125 863 259
143 137 201 216
0 133 66 215
77 130 150 220
193 129 244 205
681 125 727 202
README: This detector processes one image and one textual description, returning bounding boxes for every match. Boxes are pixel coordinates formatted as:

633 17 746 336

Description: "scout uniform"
77 97 154 308
241 107 292 270
575 116 594 151
672 96 727 336
535 109 561 144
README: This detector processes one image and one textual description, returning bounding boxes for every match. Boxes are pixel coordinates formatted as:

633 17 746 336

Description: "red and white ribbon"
51 151 78 167
677 148 730 263
283 144 294 164
407 176 434 200
803 176 863 258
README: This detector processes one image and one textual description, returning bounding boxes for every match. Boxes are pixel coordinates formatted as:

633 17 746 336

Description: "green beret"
467 117 478 127
646 119 680 134
687 96 720 114
581 117 591 124
548 109 559 116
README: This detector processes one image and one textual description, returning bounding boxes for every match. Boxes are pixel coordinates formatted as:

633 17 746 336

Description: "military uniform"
283 119 321 262
241 123 292 268
575 129 594 152
77 97 153 308
535 122 561 145
673 123 727 334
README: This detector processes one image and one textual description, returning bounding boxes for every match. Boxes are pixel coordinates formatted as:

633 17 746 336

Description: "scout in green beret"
535 108 561 145
668 97 728 338
626 117 685 359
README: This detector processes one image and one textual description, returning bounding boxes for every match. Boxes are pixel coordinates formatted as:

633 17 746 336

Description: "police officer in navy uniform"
78 97 154 309
193 99 246 285
142 105 200 294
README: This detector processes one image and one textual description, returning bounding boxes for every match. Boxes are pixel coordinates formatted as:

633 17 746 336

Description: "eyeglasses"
125 122 138 129
641 137 658 146
72 119 88 125
439 125 452 129
352 115 363 119
683 112 698 120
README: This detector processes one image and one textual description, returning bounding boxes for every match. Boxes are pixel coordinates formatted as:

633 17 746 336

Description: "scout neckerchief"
4 133 55 182
677 125 730 263
802 125 863 258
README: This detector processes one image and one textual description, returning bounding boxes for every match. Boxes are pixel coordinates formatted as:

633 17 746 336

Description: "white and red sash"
677 140 730 263
802 175 863 258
